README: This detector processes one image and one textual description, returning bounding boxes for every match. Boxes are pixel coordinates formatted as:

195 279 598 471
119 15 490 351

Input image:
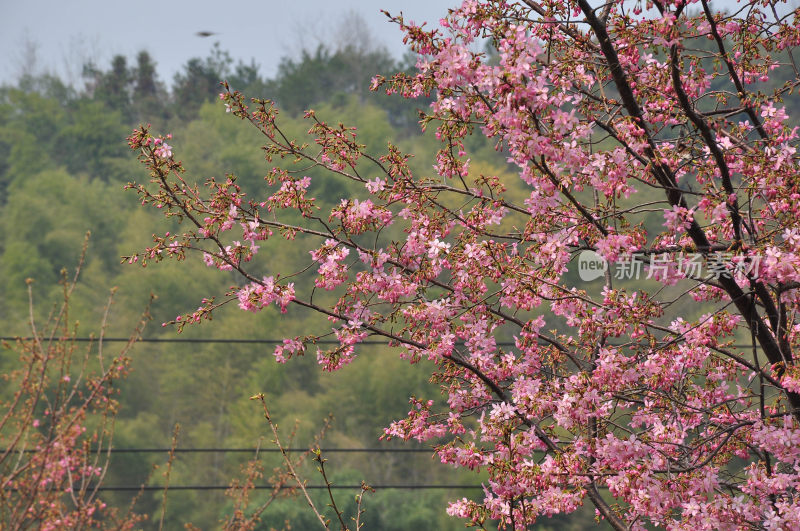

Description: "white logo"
578 250 608 281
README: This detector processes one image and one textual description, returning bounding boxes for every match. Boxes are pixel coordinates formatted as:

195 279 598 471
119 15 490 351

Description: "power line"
0 337 350 345
106 447 433 453
1 448 436 454
0 336 519 347
0 336 762 349
83 484 484 492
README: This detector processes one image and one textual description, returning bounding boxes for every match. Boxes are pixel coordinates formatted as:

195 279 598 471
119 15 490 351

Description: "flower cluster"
237 276 295 314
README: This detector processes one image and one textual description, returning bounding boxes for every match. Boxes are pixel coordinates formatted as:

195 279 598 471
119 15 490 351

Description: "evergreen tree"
83 55 132 118
131 50 168 122
172 43 231 120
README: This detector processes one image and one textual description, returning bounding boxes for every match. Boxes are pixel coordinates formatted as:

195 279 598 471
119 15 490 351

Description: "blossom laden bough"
127 0 800 528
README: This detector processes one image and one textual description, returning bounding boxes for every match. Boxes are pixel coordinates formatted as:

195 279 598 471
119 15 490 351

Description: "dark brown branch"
577 0 800 421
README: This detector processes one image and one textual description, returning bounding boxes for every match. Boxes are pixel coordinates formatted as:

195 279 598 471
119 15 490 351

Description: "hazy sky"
2 0 797 87
0 0 456 86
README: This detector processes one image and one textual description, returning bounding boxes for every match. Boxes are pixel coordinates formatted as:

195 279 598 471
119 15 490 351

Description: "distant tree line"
27 35 430 130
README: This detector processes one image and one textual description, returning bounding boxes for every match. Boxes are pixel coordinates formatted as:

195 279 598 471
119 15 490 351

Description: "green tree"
132 50 169 122
92 55 132 117
56 99 130 179
172 43 232 120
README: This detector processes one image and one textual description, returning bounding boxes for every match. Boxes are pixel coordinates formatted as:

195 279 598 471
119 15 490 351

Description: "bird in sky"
195 31 218 38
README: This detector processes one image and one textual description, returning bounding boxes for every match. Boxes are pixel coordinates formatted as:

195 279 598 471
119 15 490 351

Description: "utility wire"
0 336 512 346
2 448 435 454
106 447 433 453
0 336 761 349
82 484 483 492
